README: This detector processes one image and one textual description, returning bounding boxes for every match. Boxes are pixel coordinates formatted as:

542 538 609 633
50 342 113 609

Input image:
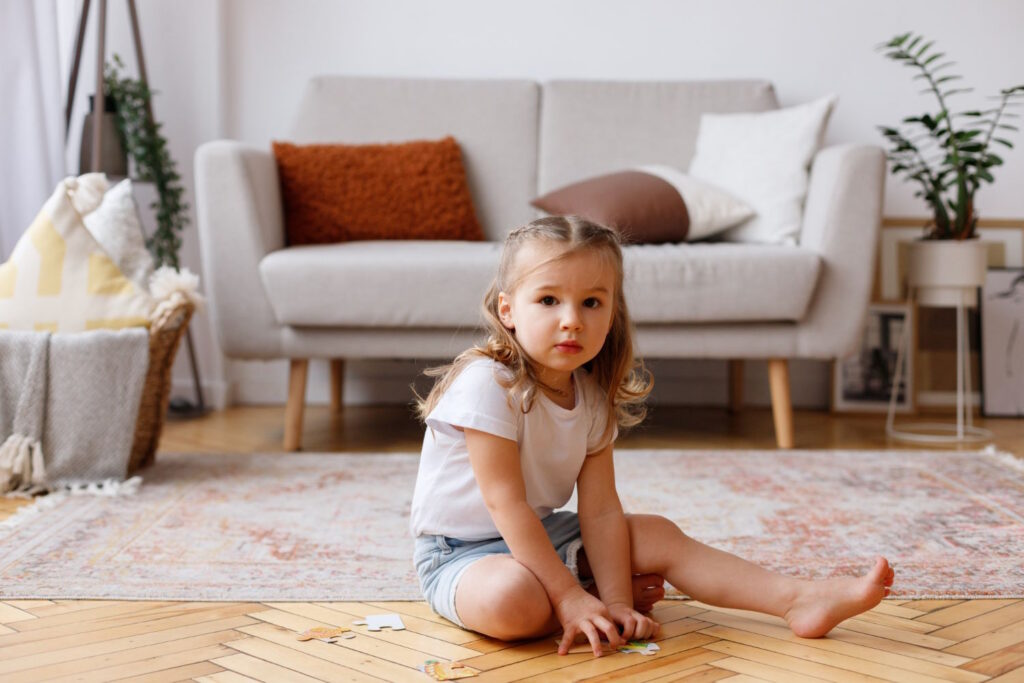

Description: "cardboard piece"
420 659 479 680
296 626 351 642
352 614 406 631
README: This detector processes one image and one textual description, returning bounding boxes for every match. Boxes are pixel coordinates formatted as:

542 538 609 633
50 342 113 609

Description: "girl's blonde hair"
415 215 652 438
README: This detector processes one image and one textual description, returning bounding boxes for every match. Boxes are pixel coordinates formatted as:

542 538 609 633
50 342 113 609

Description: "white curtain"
0 1 65 259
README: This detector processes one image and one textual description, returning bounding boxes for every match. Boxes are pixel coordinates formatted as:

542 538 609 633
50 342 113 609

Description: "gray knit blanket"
0 328 149 494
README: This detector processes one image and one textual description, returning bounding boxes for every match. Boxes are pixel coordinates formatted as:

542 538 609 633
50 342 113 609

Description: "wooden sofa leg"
728 359 744 414
767 358 794 449
284 359 309 452
329 359 345 414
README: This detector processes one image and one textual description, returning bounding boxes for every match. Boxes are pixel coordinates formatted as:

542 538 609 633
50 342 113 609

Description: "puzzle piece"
420 659 479 680
352 613 406 631
554 639 659 656
618 640 660 656
296 626 351 642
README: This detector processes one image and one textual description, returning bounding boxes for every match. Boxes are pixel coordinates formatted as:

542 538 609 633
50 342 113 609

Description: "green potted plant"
877 32 1023 306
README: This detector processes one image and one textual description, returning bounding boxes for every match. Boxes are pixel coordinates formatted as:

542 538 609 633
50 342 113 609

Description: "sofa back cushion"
290 76 539 240
273 137 483 245
538 80 779 195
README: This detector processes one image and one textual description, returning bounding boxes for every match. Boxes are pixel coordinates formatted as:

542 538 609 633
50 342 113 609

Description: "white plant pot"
907 239 988 307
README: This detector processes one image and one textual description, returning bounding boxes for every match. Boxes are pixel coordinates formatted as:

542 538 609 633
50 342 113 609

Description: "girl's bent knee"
459 559 553 641
488 571 553 640
628 513 684 538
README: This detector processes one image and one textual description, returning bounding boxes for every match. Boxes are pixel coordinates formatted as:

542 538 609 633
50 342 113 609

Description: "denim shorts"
413 510 588 628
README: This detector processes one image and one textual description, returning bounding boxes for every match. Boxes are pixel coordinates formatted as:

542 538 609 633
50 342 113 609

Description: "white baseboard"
915 390 983 407
170 377 233 411
227 358 832 409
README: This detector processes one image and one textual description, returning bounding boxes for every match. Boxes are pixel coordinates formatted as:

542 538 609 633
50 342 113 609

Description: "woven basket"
127 293 195 474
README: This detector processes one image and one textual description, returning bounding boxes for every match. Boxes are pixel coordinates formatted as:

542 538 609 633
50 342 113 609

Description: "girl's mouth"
556 341 582 353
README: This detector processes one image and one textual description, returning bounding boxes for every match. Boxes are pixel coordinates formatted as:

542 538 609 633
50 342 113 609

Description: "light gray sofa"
195 76 885 451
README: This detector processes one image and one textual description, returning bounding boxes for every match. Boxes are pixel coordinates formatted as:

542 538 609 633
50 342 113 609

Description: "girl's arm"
577 443 633 605
577 442 661 640
464 428 622 655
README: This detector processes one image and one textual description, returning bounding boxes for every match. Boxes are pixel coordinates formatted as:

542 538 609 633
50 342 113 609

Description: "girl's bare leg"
454 555 557 640
453 554 668 640
624 514 894 638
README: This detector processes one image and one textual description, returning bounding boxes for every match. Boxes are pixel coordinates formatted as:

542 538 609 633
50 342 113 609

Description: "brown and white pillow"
531 167 753 244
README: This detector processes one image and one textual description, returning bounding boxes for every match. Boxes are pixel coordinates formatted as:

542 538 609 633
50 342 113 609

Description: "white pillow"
83 179 155 289
635 165 754 241
688 95 837 245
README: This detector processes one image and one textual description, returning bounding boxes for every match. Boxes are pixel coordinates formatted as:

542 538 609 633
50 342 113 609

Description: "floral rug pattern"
0 449 1021 601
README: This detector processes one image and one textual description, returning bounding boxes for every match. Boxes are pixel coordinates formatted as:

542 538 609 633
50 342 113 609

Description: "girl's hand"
606 602 661 642
554 587 624 657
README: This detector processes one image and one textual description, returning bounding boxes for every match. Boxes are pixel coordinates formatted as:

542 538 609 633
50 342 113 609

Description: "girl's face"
498 241 617 391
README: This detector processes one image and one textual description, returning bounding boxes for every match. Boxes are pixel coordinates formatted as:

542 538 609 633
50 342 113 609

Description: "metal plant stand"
886 287 992 444
66 0 207 417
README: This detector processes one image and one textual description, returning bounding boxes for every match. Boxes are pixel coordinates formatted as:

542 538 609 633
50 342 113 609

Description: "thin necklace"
539 377 572 398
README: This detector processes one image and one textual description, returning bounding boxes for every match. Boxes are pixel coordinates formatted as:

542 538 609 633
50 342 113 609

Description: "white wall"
61 0 1024 409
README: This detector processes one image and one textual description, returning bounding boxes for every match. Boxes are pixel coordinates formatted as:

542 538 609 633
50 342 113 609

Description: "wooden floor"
2 405 1023 682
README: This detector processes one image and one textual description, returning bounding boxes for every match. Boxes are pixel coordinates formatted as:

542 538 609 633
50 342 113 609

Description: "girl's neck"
537 368 575 408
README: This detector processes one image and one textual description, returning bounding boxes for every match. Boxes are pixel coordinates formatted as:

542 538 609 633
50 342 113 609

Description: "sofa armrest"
796 143 886 358
195 141 285 358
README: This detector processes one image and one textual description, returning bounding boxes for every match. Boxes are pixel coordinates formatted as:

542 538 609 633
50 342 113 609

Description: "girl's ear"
497 292 515 330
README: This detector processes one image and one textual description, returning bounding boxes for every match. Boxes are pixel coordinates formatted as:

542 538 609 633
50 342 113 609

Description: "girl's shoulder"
460 356 514 382
445 356 515 398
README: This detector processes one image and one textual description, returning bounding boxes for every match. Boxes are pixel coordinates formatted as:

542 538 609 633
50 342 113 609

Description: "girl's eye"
540 296 556 305
584 298 601 308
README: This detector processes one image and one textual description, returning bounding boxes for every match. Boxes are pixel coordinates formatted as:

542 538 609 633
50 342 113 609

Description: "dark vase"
79 94 128 177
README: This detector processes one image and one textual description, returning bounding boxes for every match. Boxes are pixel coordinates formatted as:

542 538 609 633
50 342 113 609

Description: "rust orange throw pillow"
272 137 484 245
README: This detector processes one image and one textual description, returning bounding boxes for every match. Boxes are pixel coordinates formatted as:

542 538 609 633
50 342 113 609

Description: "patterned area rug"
1 449 1022 601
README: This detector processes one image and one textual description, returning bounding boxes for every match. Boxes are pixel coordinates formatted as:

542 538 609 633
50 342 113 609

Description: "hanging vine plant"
103 54 188 270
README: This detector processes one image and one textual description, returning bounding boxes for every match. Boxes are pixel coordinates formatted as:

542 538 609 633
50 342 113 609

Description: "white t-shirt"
409 358 617 541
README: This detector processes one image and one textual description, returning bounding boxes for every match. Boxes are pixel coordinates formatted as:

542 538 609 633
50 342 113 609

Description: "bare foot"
631 574 666 613
784 557 895 638
583 572 665 613
578 550 665 612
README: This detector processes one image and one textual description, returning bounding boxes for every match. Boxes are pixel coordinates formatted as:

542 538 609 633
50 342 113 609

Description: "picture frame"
981 267 1024 416
832 302 914 413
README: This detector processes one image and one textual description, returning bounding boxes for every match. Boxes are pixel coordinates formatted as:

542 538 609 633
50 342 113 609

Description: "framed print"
982 268 1024 416
833 302 914 413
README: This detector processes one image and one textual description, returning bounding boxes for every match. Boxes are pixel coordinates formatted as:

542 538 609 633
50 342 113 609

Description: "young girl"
410 216 894 657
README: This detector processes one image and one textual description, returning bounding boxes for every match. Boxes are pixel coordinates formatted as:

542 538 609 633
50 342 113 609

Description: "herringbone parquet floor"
1 404 1022 682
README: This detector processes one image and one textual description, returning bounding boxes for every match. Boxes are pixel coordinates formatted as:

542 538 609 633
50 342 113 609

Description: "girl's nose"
560 306 583 330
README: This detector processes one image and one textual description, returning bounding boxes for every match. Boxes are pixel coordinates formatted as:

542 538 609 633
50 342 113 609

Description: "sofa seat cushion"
259 241 821 327
623 243 821 323
261 241 503 327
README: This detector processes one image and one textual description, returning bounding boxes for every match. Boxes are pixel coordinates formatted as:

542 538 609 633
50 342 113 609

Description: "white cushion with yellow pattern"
0 174 155 332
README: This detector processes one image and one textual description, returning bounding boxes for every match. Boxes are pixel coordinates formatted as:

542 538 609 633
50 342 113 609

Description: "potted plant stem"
877 32 1023 306
103 54 188 271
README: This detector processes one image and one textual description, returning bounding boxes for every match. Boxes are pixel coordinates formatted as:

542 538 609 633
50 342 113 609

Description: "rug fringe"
0 477 143 534
55 476 143 497
0 490 67 533
980 445 1024 473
